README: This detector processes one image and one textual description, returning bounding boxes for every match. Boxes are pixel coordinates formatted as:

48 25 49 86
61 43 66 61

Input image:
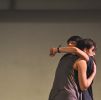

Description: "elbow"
80 85 87 91
80 82 89 91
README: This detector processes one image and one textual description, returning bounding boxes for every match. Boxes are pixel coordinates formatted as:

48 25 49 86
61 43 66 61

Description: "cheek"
90 51 94 56
92 52 95 56
88 50 93 56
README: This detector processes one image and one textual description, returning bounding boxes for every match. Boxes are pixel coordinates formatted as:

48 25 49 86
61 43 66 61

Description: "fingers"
49 48 57 57
49 48 55 57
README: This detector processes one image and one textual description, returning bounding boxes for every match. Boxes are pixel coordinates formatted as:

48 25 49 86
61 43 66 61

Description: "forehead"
90 46 95 49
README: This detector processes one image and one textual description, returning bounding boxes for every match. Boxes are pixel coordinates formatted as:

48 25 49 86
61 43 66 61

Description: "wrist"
57 47 60 53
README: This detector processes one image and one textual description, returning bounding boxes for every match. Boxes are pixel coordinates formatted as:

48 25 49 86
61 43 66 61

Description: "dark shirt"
82 56 94 100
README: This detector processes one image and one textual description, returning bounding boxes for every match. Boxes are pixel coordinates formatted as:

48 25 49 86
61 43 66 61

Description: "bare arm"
73 47 89 61
50 47 89 61
76 59 96 91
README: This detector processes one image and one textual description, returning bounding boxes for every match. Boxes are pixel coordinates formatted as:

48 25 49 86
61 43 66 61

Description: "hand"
49 48 57 57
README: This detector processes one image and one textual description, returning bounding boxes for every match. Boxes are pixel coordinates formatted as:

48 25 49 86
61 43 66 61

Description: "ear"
84 48 87 52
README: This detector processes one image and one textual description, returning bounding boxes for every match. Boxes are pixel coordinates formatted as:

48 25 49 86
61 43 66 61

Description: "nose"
93 52 96 56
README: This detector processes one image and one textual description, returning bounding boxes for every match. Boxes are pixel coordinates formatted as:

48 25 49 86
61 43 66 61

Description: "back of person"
49 53 81 100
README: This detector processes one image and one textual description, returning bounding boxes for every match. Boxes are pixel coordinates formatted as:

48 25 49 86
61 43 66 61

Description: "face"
67 41 77 47
85 46 96 57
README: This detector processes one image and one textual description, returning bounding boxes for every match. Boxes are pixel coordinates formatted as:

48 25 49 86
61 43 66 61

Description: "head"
76 38 96 57
67 36 82 47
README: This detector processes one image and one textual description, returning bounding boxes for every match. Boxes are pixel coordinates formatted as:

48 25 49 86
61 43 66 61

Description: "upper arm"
77 59 88 90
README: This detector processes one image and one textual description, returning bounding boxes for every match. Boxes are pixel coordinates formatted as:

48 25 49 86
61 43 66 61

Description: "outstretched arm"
50 47 89 61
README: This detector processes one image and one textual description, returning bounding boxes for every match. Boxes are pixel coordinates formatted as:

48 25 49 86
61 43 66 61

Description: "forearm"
86 62 96 87
86 71 96 87
50 47 77 56
59 47 89 61
58 47 77 53
50 46 89 61
78 60 96 91
80 72 95 91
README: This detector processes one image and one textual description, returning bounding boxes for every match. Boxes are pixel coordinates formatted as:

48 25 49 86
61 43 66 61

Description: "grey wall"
0 1 101 100
0 20 101 100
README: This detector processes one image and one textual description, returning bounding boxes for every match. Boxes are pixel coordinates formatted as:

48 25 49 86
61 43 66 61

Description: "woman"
74 38 96 100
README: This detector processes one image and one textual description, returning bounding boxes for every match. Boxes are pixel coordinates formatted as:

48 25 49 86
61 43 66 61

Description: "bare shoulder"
74 58 87 70
76 58 86 64
73 58 86 70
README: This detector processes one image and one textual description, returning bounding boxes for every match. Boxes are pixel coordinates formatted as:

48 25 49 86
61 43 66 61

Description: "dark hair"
76 38 96 50
67 36 82 44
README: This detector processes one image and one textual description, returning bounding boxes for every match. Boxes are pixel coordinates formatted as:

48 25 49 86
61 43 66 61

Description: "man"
49 37 96 100
49 36 83 100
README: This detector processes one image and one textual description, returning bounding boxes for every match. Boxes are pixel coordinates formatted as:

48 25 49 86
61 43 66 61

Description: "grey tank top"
49 54 82 100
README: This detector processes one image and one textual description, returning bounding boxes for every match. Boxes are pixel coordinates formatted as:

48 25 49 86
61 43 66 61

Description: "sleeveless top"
49 53 80 100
